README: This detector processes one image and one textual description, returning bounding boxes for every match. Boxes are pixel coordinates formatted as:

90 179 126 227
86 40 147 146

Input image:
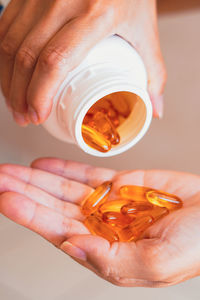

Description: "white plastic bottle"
43 35 152 157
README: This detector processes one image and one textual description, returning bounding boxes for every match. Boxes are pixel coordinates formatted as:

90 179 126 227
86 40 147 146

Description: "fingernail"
151 94 164 119
13 111 28 127
60 241 87 261
28 106 39 124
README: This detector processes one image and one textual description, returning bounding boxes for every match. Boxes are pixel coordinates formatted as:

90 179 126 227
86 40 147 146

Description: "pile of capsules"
82 181 183 242
81 92 131 153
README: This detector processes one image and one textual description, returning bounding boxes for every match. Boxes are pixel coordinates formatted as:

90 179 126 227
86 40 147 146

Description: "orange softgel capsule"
102 211 134 228
84 214 119 242
82 181 112 216
133 206 169 222
110 92 131 118
117 215 153 242
146 190 183 210
92 111 120 145
121 201 153 215
82 124 111 153
99 199 132 214
120 185 151 201
148 206 169 221
82 183 182 243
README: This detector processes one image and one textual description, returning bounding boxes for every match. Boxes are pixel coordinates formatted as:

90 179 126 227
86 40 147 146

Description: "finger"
27 13 114 124
0 164 93 204
136 2 167 119
0 0 24 109
61 235 164 287
0 1 43 125
31 157 117 188
0 171 84 220
122 1 166 119
0 192 89 246
0 0 24 41
9 2 76 124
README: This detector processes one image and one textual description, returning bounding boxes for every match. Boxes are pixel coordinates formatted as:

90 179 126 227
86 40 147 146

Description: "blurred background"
1 1 200 299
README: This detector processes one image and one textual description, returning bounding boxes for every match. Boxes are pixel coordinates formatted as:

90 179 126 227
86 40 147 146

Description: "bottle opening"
80 91 148 155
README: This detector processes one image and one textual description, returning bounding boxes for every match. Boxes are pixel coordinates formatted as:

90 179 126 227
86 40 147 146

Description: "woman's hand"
0 158 200 287
0 0 166 126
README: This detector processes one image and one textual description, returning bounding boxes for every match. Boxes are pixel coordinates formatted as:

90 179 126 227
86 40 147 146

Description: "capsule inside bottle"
81 92 146 153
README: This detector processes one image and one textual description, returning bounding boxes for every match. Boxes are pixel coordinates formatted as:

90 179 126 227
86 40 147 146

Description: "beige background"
0 5 200 300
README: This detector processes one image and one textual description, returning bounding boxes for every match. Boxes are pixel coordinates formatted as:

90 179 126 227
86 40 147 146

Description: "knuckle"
16 47 36 70
39 48 67 70
0 39 17 58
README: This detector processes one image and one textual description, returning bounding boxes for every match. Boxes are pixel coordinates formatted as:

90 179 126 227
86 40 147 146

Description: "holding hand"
0 0 166 126
0 158 200 287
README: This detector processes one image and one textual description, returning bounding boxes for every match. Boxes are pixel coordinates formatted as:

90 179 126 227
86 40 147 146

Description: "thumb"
60 235 111 272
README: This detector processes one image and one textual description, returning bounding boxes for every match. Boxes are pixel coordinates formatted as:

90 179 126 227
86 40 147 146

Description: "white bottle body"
43 35 152 157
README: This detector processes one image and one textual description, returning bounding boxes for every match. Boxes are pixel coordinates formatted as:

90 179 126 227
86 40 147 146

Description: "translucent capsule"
81 181 112 216
146 190 183 210
102 211 134 228
82 124 111 153
148 206 169 221
83 113 93 125
110 93 131 117
121 201 153 215
92 111 120 145
120 185 151 201
131 206 169 222
84 214 119 242
99 199 132 214
117 215 153 242
88 98 111 115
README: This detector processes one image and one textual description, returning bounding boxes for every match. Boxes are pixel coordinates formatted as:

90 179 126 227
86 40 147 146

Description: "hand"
0 158 200 287
0 0 166 126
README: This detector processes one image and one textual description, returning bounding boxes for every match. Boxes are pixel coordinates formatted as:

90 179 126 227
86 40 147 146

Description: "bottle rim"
73 78 152 157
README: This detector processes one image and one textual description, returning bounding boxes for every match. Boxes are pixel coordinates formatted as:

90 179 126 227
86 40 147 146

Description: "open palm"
0 158 200 287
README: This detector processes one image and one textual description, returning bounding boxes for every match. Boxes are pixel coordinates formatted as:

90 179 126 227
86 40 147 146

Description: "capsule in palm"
99 199 132 214
121 201 153 215
81 181 112 216
84 214 119 242
82 124 111 153
117 215 153 242
133 206 169 222
102 211 135 228
120 185 151 201
146 190 183 210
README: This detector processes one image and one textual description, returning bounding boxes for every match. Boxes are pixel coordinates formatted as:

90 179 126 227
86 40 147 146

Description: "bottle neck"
57 65 152 157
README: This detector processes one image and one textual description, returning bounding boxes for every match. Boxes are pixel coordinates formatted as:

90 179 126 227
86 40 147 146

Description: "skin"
0 158 200 287
0 0 166 126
